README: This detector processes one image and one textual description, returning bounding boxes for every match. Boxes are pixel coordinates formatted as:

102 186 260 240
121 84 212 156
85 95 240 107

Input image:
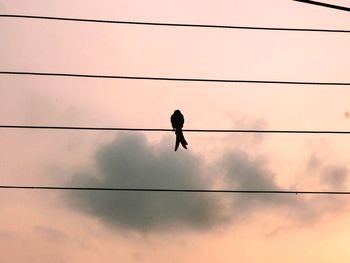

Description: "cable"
1 14 349 33
1 185 350 195
1 71 349 86
294 0 350 12
1 125 350 135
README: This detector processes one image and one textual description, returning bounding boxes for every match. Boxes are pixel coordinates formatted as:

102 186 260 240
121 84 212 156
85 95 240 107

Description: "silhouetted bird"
171 110 188 151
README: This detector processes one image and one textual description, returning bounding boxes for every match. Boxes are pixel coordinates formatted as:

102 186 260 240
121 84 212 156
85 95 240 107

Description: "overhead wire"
1 71 350 86
1 185 350 195
0 14 349 33
1 125 350 135
1 12 350 198
294 0 350 12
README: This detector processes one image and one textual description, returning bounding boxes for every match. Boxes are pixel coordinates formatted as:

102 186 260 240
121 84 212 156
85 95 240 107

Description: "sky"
1 0 350 262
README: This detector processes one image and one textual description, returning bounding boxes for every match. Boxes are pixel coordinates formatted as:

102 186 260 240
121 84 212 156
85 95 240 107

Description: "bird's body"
171 110 188 151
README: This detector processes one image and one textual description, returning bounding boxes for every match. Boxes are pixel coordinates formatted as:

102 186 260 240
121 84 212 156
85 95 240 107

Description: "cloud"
219 150 350 228
67 134 226 232
222 151 294 209
220 150 320 223
66 134 348 232
320 166 348 190
307 153 321 171
225 114 268 148
307 153 349 190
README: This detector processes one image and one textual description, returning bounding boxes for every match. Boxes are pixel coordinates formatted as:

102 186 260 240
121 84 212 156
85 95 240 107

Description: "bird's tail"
175 129 187 151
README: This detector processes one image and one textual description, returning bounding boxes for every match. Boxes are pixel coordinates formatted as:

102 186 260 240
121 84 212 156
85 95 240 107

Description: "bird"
171 110 188 151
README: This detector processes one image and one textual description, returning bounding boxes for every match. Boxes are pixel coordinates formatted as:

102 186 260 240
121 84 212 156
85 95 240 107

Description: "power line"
294 0 350 12
1 185 350 195
1 71 350 86
1 125 350 135
1 14 349 33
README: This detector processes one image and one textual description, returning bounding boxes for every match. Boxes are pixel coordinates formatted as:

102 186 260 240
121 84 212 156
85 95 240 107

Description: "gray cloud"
222 151 292 209
307 153 349 190
220 151 318 222
67 134 226 232
320 166 348 190
307 153 321 171
66 134 348 232
219 151 350 228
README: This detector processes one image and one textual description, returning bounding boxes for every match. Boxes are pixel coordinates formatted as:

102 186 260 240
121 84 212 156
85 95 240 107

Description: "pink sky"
1 0 350 262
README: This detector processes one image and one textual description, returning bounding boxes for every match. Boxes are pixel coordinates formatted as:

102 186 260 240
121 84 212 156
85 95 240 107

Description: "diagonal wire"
294 0 350 12
1 71 350 86
1 14 350 33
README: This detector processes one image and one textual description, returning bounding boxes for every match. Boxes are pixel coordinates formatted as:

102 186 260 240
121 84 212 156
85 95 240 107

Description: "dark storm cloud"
67 134 226 232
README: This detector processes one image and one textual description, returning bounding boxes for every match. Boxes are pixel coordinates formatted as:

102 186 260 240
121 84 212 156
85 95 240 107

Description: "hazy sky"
1 1 350 262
